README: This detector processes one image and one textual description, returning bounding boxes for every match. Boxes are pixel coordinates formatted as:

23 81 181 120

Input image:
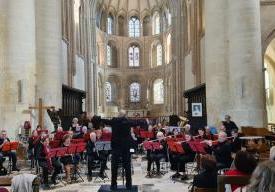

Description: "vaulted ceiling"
98 0 169 17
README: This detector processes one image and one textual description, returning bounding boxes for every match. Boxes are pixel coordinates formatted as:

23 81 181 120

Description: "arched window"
105 82 112 102
168 12 172 26
153 79 164 104
106 44 112 66
152 12 160 35
130 82 141 102
129 16 140 37
157 44 162 66
128 45 140 67
265 63 271 101
107 15 114 34
167 33 171 63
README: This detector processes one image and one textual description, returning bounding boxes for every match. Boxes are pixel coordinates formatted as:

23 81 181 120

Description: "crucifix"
29 98 55 129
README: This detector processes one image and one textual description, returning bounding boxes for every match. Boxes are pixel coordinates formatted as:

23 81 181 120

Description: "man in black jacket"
222 115 238 136
101 110 136 190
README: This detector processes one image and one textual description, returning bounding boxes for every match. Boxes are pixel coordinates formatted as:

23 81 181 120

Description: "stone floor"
5 155 194 192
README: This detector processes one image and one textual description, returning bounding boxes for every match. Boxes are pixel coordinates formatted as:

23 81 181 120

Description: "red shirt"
225 169 247 192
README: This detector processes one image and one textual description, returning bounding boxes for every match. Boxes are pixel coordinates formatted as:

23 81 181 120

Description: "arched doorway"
264 38 275 124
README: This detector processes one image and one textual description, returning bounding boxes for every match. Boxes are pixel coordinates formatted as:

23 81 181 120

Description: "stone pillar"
85 0 97 114
35 0 62 108
227 0 266 127
205 0 229 126
35 0 62 131
5 0 36 138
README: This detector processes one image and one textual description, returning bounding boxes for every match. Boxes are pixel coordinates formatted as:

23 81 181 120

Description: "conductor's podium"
98 185 138 192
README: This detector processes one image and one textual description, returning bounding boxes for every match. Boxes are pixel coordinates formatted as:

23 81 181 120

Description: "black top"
102 117 138 150
86 140 97 157
182 142 196 158
231 137 242 153
222 121 238 136
36 142 47 162
213 141 232 168
193 170 217 189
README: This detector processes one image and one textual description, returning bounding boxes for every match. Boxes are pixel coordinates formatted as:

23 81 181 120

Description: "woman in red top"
225 151 257 191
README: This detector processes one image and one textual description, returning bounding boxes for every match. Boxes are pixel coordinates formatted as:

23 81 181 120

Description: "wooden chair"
193 187 217 192
217 175 251 192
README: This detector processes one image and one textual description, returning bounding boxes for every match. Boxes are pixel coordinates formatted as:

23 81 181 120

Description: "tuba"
179 116 189 127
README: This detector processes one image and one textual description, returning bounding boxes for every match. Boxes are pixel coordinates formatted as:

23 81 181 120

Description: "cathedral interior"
1 0 275 192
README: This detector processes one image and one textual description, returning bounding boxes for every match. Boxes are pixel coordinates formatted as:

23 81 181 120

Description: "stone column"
227 0 266 127
35 0 62 131
205 0 229 126
35 0 62 108
5 0 36 138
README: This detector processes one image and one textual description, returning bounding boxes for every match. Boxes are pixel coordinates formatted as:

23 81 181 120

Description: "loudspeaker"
98 185 138 192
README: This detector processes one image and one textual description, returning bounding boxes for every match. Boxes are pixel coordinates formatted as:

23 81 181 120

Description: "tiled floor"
6 155 194 192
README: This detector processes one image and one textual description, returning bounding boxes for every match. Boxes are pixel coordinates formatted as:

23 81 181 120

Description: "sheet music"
95 141 111 151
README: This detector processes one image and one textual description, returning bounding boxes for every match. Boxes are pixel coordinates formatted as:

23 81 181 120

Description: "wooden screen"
184 84 207 133
61 85 86 130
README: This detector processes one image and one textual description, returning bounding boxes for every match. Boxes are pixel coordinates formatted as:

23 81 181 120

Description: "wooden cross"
29 98 55 129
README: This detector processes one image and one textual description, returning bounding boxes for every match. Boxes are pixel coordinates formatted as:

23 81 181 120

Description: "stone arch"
106 74 120 105
151 40 163 68
106 40 118 68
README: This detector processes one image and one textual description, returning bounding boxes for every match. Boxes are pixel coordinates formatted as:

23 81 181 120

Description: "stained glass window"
129 45 140 67
105 82 112 102
129 16 140 37
130 82 140 102
153 79 164 104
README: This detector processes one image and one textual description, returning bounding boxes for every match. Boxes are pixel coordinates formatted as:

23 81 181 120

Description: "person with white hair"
247 160 275 192
86 132 107 181
70 117 79 132
101 109 141 190
146 131 167 177
212 131 233 170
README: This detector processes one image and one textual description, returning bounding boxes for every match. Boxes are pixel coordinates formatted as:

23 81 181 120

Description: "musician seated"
73 126 87 139
70 117 80 132
146 132 167 177
231 129 242 154
60 134 74 183
212 131 232 170
197 128 208 140
225 151 257 191
36 137 62 189
205 126 214 140
176 133 196 180
28 130 39 167
0 130 20 171
86 132 107 181
36 125 42 132
191 154 217 191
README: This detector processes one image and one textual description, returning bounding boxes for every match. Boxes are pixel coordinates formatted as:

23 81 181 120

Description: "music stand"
93 141 110 182
143 141 153 150
2 141 19 174
49 140 61 148
71 144 85 182
56 147 67 158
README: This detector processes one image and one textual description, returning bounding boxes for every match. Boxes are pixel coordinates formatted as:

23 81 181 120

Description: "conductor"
101 110 134 190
